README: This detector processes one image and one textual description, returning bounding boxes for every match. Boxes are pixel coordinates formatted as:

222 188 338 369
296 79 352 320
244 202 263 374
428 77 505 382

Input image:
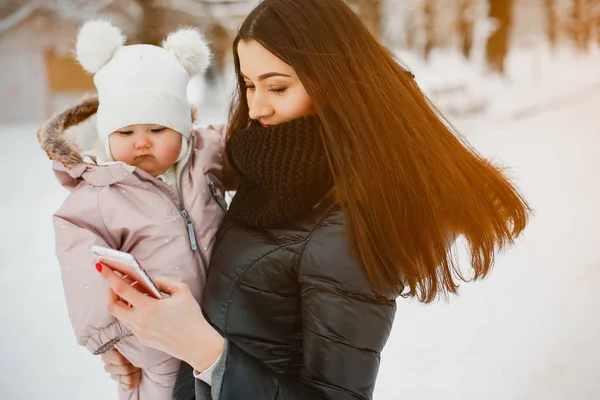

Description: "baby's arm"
204 124 238 191
54 187 131 355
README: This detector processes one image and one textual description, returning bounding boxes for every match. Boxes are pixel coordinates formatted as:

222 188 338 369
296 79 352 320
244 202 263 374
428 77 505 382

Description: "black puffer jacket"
202 199 398 399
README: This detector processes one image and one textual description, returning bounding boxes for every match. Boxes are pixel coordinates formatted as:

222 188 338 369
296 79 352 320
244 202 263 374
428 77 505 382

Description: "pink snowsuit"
37 97 227 399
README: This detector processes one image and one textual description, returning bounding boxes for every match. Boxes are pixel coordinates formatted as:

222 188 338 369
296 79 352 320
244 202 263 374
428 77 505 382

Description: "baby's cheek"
109 139 132 163
166 144 182 160
161 131 184 161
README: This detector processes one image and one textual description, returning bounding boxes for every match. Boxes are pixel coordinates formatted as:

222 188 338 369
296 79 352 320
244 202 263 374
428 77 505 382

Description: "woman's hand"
101 349 142 390
96 263 225 372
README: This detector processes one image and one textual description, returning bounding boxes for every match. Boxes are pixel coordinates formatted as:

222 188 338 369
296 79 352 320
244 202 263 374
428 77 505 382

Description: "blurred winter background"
0 0 599 399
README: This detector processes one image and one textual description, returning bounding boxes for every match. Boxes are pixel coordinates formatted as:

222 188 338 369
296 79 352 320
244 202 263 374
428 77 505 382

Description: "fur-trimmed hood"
37 97 104 169
37 97 199 190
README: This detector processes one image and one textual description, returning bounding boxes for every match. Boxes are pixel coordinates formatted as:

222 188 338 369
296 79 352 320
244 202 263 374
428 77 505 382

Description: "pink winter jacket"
37 97 227 380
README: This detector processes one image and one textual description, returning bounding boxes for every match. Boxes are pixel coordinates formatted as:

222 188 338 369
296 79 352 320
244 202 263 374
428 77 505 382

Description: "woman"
98 0 530 398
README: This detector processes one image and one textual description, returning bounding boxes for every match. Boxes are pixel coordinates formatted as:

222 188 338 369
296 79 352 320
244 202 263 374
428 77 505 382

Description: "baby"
37 20 227 399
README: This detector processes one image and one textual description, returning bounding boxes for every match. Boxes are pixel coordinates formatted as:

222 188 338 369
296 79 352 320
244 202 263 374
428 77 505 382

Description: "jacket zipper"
131 136 209 277
209 180 228 212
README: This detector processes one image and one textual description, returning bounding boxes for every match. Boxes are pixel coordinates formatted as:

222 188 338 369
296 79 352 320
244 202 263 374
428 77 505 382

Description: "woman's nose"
248 93 272 120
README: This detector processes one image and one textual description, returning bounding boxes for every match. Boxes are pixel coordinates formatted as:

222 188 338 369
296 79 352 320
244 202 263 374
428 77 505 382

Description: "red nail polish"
95 263 103 272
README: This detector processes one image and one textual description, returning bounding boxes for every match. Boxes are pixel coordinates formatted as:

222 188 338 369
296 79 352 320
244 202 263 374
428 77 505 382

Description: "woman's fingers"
152 276 187 296
106 287 137 323
98 265 215 367
111 269 136 286
107 285 135 315
97 263 151 309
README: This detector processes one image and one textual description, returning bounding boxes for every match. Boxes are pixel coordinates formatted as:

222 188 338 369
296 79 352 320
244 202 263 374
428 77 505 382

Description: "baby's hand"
101 349 142 390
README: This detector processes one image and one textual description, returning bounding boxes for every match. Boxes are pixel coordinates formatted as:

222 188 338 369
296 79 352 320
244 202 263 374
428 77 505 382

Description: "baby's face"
109 124 182 177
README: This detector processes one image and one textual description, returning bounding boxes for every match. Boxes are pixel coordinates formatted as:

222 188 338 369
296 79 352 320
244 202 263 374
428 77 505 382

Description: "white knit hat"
75 20 212 161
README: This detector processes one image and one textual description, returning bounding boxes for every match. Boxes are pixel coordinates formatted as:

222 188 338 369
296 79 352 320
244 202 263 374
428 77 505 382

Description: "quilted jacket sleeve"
54 186 131 355
218 214 397 400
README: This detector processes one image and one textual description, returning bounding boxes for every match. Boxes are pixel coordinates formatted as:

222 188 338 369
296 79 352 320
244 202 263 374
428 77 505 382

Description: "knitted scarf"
226 115 333 228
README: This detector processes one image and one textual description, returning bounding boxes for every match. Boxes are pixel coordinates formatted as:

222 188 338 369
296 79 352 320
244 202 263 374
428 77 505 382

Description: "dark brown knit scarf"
226 115 333 228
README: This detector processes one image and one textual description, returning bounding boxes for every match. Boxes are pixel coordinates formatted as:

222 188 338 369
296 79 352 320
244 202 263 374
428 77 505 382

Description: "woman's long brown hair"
227 0 530 302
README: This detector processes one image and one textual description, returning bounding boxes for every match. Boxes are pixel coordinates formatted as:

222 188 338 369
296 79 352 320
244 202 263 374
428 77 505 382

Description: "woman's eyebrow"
241 72 292 81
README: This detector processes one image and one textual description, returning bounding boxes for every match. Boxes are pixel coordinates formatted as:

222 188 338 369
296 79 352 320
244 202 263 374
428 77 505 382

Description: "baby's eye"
151 128 166 133
117 131 133 136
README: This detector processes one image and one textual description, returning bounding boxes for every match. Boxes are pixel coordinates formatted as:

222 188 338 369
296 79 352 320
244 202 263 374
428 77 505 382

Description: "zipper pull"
209 180 228 212
180 209 198 251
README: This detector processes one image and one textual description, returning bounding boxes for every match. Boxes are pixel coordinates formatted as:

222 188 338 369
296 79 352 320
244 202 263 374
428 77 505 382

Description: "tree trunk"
545 0 558 49
424 0 437 60
571 0 582 49
597 13 600 46
348 0 383 38
485 0 512 74
582 0 594 48
136 0 165 46
367 0 383 38
457 0 475 59
204 23 232 82
405 10 418 49
570 0 593 50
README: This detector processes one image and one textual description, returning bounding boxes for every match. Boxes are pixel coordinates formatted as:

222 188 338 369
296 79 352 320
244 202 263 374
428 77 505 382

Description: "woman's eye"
151 128 166 133
245 85 256 91
269 87 287 94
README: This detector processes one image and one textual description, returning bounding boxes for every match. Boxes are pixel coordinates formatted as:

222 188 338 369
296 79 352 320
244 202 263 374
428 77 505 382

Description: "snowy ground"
1 48 599 399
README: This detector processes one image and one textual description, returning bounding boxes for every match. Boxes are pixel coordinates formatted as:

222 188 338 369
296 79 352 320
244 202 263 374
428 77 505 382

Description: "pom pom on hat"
162 28 212 77
76 20 125 74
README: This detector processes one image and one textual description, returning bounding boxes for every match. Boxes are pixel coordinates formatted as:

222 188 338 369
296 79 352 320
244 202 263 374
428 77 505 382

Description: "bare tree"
424 0 437 59
570 0 596 50
570 0 585 49
347 0 383 38
595 0 600 46
544 0 558 48
135 0 164 45
204 22 233 81
485 0 512 74
404 8 418 50
457 0 475 58
583 0 594 46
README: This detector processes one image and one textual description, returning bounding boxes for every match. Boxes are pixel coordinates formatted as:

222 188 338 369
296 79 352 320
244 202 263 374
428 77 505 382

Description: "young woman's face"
237 39 315 127
109 124 182 177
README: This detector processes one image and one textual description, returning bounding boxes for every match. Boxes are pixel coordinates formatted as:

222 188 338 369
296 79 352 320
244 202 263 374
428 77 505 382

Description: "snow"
1 47 599 399
402 44 600 128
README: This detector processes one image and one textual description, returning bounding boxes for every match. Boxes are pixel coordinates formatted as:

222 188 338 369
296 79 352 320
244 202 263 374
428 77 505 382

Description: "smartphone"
89 245 163 299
